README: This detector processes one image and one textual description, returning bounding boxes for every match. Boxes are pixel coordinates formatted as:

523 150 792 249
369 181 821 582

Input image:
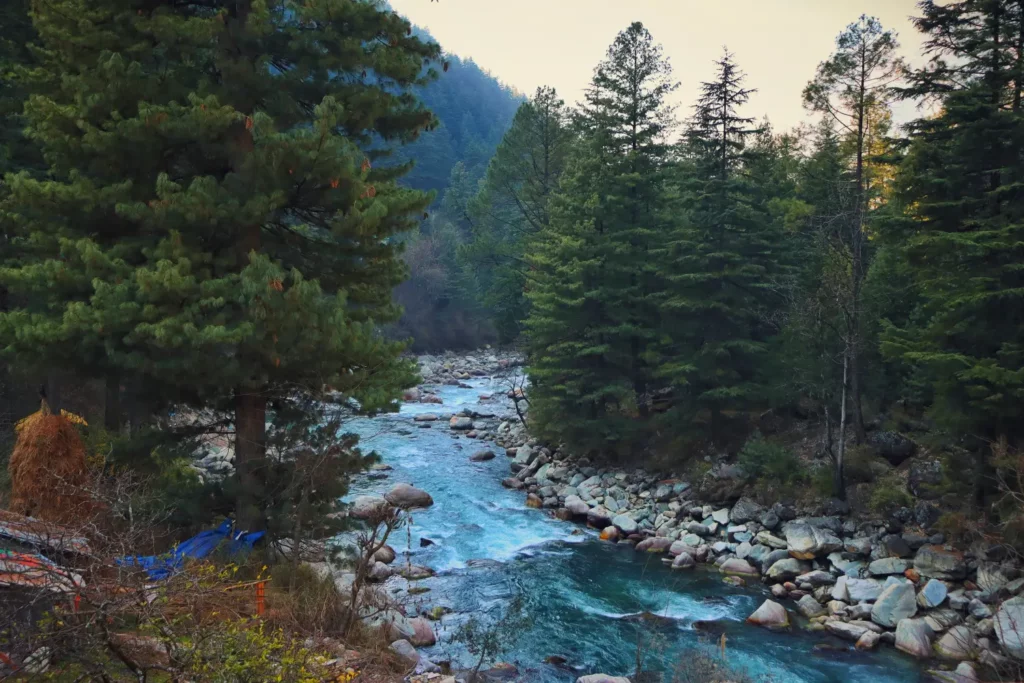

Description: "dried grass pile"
8 402 92 523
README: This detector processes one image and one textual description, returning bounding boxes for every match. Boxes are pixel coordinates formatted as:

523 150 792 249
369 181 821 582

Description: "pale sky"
389 0 929 134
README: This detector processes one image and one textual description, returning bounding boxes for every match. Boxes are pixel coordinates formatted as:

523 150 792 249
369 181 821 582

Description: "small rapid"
345 378 923 682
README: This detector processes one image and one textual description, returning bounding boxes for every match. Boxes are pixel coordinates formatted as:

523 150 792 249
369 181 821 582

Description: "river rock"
869 430 917 466
845 537 872 555
935 625 975 660
612 515 639 535
390 639 420 668
845 578 883 602
398 565 435 581
825 620 871 641
796 594 826 618
785 523 842 559
635 537 673 553
413 414 437 422
831 575 850 602
711 508 731 524
373 545 396 564
719 558 759 577
576 676 631 683
408 617 437 647
470 449 496 462
564 495 590 517
513 447 537 466
895 618 934 658
856 631 881 650
587 506 613 528
766 558 811 581
672 553 696 570
730 498 763 524
746 599 789 630
996 595 1024 660
918 578 948 608
978 562 1018 592
872 581 917 627
385 483 433 509
351 495 390 519
868 557 910 576
914 546 966 580
755 531 788 549
796 570 835 587
449 416 473 430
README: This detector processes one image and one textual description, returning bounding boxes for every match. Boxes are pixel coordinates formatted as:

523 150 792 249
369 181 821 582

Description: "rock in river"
385 483 434 509
449 416 473 430
894 618 933 659
612 514 638 535
470 449 496 461
785 523 842 559
747 600 790 630
872 581 917 627
351 495 391 519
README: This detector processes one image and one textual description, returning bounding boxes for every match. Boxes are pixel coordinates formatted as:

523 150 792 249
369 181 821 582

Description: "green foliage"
525 22 677 458
737 437 803 487
460 86 571 341
867 472 912 516
880 0 1024 449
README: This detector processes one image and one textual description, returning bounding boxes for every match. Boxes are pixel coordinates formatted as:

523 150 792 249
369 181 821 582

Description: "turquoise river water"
345 378 924 683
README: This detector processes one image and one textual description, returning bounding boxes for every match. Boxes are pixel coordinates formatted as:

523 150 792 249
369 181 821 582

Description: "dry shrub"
265 562 348 637
8 407 92 522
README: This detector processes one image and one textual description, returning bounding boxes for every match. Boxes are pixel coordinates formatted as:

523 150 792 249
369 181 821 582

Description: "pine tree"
660 51 781 443
525 22 676 457
1 0 436 529
461 86 571 341
803 14 906 442
881 1 1024 462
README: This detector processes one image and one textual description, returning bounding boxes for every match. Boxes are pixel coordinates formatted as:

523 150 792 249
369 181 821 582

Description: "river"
345 377 924 683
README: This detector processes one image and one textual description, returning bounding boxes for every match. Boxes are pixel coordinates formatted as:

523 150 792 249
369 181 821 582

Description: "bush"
268 562 348 637
738 437 803 487
868 472 912 516
935 512 976 547
844 445 891 484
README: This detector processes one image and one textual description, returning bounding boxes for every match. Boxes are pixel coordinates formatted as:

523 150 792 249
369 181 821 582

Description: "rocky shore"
482 382 1020 682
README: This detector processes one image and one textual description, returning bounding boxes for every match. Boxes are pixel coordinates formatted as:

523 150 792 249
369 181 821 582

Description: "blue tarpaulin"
117 519 264 580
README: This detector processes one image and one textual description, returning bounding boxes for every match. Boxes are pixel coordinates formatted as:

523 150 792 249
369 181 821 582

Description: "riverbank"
398 349 1020 683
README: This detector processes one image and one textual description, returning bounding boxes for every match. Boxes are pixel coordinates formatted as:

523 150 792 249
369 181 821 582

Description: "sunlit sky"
389 0 929 134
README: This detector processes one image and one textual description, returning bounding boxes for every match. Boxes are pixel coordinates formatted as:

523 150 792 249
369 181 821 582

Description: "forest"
0 0 1023 681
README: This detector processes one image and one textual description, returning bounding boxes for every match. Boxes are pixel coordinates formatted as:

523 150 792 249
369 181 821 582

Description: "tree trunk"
835 351 849 500
45 372 61 415
234 389 267 531
104 371 121 432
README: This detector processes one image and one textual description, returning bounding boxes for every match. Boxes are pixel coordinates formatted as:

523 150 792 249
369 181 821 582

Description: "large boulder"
785 523 842 559
915 546 967 580
746 600 790 631
513 447 537 466
635 537 673 553
894 618 934 658
917 578 948 609
767 558 811 581
995 594 1024 660
869 431 917 466
730 498 763 524
935 625 975 661
470 449 496 462
385 483 433 509
846 578 884 602
868 557 911 576
825 620 872 642
586 506 613 528
612 515 639 535
978 562 1018 593
408 617 437 647
564 495 590 517
719 558 759 578
390 639 420 668
796 594 826 618
872 581 918 627
449 416 473 430
350 495 390 519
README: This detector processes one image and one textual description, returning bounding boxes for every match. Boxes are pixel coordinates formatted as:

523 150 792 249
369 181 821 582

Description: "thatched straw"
8 401 92 524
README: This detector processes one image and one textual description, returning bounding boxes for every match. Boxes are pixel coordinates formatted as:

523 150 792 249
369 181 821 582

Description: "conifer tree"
462 86 571 341
660 51 781 442
881 0 1024 463
526 22 676 457
803 15 905 441
1 0 436 528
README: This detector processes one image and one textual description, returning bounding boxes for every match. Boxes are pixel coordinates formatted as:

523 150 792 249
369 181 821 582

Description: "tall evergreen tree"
526 22 676 457
803 14 906 441
461 86 571 341
1 0 435 528
660 51 782 443
881 0 1024 475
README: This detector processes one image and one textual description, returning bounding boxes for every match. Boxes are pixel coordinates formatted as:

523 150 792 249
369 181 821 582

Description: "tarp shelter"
118 519 264 580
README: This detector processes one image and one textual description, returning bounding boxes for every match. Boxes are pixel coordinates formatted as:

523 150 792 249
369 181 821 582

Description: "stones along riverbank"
397 351 1020 682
